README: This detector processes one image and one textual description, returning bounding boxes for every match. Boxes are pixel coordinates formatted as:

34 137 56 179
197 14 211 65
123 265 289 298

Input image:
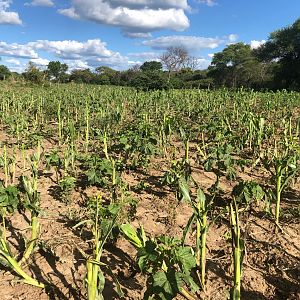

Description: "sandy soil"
0 133 299 300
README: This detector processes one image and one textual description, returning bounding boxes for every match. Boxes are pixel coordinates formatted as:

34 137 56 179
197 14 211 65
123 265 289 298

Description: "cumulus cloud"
0 38 131 71
142 35 230 53
0 0 22 25
0 41 38 58
0 36 219 72
5 57 21 65
250 40 266 49
58 0 189 36
25 0 54 7
58 7 79 19
108 0 189 10
30 57 50 66
29 39 126 66
61 59 89 70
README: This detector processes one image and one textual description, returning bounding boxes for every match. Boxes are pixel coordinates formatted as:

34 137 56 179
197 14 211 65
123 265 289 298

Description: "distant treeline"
1 17 299 91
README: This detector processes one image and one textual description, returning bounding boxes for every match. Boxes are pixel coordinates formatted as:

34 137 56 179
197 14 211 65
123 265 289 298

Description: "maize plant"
230 199 245 300
263 146 298 227
74 195 123 300
179 178 215 291
20 175 41 263
0 182 44 288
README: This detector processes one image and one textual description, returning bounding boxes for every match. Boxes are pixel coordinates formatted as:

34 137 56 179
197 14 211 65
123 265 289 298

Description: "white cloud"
228 34 238 43
142 35 225 53
58 0 189 36
1 36 214 72
25 0 54 7
30 57 50 66
208 53 214 58
128 51 159 59
57 7 79 19
108 0 189 10
123 31 152 39
0 0 22 25
128 60 142 65
5 58 21 65
62 59 89 70
196 58 211 69
85 54 128 69
29 39 124 64
0 41 38 58
0 38 132 71
6 62 26 73
250 40 266 49
197 0 217 7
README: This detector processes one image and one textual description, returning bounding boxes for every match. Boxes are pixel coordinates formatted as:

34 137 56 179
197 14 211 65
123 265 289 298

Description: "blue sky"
0 0 299 72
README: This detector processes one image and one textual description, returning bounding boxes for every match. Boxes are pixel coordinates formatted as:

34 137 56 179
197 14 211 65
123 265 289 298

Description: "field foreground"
0 83 299 300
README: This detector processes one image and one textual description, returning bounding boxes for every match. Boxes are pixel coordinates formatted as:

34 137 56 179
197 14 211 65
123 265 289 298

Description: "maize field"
0 82 299 300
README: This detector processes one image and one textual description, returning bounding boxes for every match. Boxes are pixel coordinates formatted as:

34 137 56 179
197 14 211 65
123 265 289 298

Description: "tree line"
1 17 299 91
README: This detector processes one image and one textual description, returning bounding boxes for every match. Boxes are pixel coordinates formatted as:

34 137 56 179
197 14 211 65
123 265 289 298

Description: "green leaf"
197 188 206 207
182 273 199 294
97 269 105 297
120 223 144 249
179 178 191 203
175 246 196 273
152 270 182 300
0 185 19 214
21 176 34 196
137 240 158 273
182 213 196 245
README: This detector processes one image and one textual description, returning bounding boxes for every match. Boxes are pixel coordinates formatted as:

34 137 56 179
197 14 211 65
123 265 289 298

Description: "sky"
0 0 299 72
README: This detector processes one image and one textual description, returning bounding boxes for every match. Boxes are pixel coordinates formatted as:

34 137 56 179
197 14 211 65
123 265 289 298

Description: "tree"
140 61 162 72
23 62 45 84
127 60 167 90
0 65 11 80
179 69 213 89
95 66 117 76
255 18 300 89
69 69 94 84
95 66 118 85
129 71 167 91
208 43 265 88
47 61 68 82
160 46 189 80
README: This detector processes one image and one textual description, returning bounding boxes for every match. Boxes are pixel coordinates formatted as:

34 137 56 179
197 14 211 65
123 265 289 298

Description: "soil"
0 133 299 300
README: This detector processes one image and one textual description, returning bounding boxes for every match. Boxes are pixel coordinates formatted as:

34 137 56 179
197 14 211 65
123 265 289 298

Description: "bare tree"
160 46 190 80
184 56 200 71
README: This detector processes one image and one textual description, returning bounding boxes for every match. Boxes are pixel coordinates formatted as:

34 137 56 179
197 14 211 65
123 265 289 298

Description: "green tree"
95 66 118 85
47 61 68 82
209 43 264 88
255 18 300 90
129 71 167 91
0 65 11 80
140 61 162 72
23 62 45 84
69 69 94 84
181 69 214 89
95 66 117 76
128 61 167 90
